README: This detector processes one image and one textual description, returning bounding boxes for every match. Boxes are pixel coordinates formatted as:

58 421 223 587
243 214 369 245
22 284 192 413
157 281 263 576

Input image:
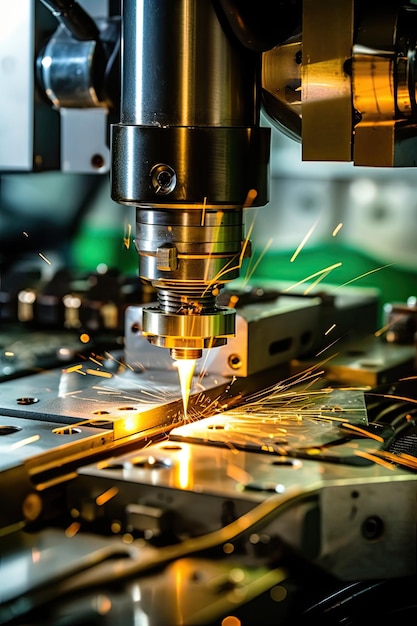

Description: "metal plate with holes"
69 407 417 581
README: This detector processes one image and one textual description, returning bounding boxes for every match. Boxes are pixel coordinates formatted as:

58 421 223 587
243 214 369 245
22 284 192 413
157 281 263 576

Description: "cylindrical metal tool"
111 0 270 359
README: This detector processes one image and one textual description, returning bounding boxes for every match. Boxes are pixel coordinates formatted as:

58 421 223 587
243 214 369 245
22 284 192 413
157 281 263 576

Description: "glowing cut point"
174 359 196 419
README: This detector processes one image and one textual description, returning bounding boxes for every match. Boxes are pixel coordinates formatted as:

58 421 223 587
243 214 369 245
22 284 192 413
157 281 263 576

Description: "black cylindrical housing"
112 125 270 206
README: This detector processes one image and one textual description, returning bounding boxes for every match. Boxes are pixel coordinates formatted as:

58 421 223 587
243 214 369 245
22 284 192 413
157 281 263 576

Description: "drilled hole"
0 425 22 435
91 153 105 169
131 456 171 469
16 397 39 405
53 427 82 435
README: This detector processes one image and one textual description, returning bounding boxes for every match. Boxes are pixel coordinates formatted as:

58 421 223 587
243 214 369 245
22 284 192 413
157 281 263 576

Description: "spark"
174 359 196 419
242 238 273 288
89 356 103 367
96 486 119 507
61 389 84 397
315 335 345 357
303 269 333 294
23 231 29 237
123 222 132 249
104 352 134 371
375 449 417 471
243 189 258 208
368 392 417 406
10 435 40 449
38 252 51 265
290 219 319 262
201 196 207 226
203 205 259 291
340 422 384 442
63 364 83 374
331 263 395 290
332 222 343 237
283 262 342 292
197 349 216 388
353 450 394 469
374 320 395 337
136 388 169 400
62 395 106 404
65 521 81 537
85 369 113 378
325 324 336 335
203 209 224 283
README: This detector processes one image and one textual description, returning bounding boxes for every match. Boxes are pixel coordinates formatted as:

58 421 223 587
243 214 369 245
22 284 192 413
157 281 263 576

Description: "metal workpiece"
0 526 292 626
201 293 322 377
68 386 417 582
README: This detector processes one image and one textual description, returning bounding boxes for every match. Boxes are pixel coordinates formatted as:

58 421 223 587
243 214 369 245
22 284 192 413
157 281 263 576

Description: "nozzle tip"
170 347 202 360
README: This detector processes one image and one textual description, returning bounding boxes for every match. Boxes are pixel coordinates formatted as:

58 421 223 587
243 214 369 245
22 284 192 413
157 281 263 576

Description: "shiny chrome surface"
39 24 102 108
120 0 259 127
136 208 244 282
262 36 302 142
142 305 235 354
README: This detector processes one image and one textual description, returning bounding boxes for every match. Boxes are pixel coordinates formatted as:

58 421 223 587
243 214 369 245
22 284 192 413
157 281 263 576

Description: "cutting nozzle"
142 285 235 360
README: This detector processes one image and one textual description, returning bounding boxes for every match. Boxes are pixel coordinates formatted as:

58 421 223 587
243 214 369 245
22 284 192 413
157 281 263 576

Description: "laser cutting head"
111 0 270 361
135 204 252 361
